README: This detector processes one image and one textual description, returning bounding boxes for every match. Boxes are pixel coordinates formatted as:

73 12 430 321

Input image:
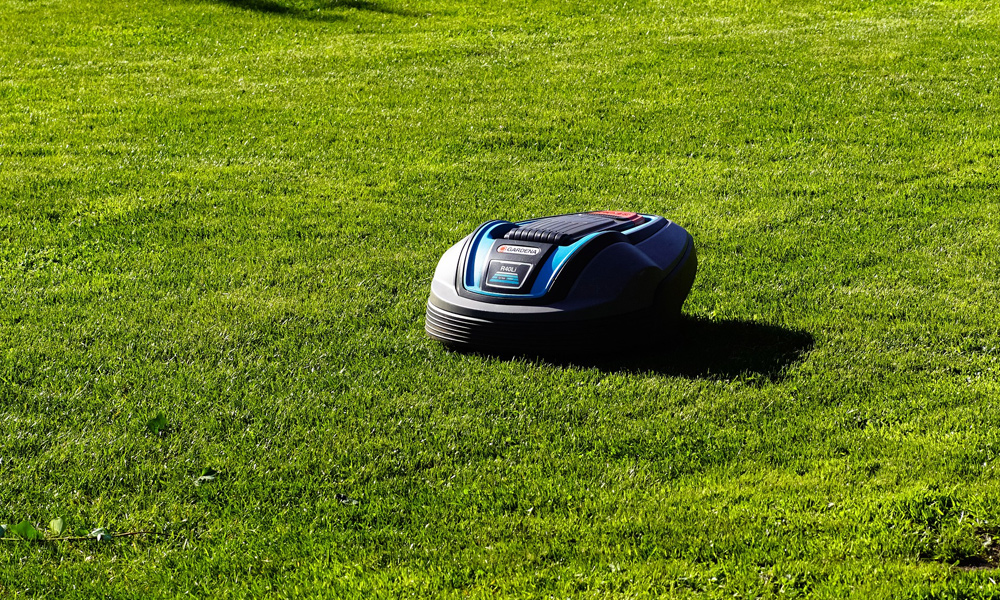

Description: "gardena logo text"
497 245 540 256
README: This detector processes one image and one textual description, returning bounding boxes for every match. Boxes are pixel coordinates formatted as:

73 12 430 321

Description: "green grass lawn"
2 0 1000 596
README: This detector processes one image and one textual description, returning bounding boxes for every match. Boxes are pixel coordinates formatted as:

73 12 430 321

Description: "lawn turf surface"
2 0 1000 597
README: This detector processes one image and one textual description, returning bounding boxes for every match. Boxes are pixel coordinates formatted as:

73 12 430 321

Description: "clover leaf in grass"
146 412 168 435
11 520 43 540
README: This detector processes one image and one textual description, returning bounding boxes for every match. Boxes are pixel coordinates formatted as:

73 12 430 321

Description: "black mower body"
426 211 696 353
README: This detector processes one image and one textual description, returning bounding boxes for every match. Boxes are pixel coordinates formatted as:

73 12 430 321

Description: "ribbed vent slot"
503 214 614 245
425 302 637 352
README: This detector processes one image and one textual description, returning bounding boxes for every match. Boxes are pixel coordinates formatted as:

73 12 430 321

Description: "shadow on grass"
515 316 815 382
213 0 420 20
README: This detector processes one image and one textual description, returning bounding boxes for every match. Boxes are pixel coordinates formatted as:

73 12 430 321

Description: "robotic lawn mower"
425 210 697 354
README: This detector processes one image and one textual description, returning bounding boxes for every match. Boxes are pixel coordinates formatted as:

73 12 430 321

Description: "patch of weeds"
884 487 993 565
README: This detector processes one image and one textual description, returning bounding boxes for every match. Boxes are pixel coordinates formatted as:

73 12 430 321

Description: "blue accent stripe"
464 221 508 290
489 273 519 285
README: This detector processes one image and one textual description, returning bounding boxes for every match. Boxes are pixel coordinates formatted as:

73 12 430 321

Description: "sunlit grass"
2 0 1000 596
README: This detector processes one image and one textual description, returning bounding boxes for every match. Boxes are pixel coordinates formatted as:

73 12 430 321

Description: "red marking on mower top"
589 210 643 223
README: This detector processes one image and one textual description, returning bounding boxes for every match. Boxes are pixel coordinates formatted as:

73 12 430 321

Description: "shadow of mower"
497 316 815 382
214 0 418 20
